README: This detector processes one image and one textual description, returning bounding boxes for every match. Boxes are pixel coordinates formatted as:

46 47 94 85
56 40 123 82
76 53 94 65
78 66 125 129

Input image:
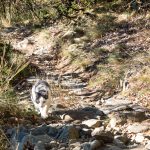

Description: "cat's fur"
31 80 51 119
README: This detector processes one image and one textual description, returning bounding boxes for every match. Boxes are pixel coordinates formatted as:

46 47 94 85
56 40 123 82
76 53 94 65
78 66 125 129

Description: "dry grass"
0 128 10 150
0 42 30 150
126 67 150 108
0 43 30 92
89 64 123 97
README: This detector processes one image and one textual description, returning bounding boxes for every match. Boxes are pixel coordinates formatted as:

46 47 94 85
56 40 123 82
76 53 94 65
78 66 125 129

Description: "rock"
34 141 45 150
91 126 105 137
73 36 89 43
62 114 74 122
81 142 91 150
95 100 102 106
82 119 102 128
100 98 132 114
69 140 81 150
73 37 83 43
108 112 127 127
57 125 79 142
135 133 145 143
73 120 82 124
53 104 67 110
17 39 29 49
109 117 117 128
69 139 79 144
47 126 59 137
51 148 57 150
70 141 81 149
127 145 146 150
92 131 114 143
123 109 148 122
113 138 126 149
62 30 76 39
73 147 81 150
68 126 79 140
31 124 50 135
67 44 79 52
100 144 123 150
31 124 58 137
81 128 92 138
49 140 58 148
20 134 52 150
114 134 129 144
59 147 66 150
145 141 150 150
90 140 103 150
58 143 68 150
127 123 149 133
6 126 29 148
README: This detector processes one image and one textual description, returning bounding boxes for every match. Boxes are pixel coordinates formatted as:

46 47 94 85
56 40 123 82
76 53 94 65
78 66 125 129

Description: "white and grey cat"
31 80 51 119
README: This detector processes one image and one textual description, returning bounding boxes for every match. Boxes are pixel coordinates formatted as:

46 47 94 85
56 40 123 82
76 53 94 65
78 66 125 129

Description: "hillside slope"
0 1 150 149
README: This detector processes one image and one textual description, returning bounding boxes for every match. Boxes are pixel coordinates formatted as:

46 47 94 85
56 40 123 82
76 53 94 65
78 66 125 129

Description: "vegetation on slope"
0 42 31 149
0 0 149 27
0 0 149 149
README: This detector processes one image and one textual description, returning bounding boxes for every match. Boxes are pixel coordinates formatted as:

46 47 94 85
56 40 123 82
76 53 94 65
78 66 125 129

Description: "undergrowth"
1 0 148 27
0 0 96 27
0 42 30 149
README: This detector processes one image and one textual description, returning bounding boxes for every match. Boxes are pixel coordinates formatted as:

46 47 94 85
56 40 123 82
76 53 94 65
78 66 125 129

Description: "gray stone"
30 124 58 138
123 110 147 122
113 138 126 149
47 126 59 137
70 141 81 149
59 147 66 150
34 141 45 150
95 100 102 106
19 134 52 150
135 133 145 143
127 145 146 150
109 117 117 128
81 128 92 138
81 142 91 150
62 114 74 122
82 119 102 128
31 125 49 135
90 140 102 150
62 30 76 39
73 36 88 43
92 131 114 143
108 112 127 126
114 134 129 144
67 44 79 52
100 144 123 150
73 146 81 150
69 139 79 145
59 143 68 148
91 127 105 137
49 140 58 148
57 125 79 142
100 98 132 114
145 141 150 150
127 123 149 133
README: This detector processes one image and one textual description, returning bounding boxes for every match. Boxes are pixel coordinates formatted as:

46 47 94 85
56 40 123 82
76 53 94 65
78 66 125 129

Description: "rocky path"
1 24 150 150
4 50 149 150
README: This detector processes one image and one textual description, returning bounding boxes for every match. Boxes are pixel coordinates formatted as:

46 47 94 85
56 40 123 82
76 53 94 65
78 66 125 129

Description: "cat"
31 80 51 119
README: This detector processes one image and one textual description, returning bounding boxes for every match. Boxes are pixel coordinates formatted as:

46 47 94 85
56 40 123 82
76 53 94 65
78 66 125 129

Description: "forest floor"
0 2 150 150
